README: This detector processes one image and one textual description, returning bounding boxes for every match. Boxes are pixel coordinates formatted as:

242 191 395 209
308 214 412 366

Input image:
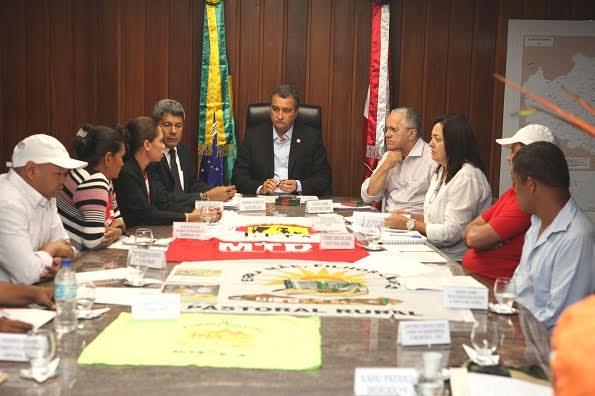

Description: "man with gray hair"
152 99 236 201
361 107 435 215
0 134 86 284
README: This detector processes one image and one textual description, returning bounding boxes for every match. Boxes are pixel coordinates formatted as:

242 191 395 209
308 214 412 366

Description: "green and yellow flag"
198 0 236 185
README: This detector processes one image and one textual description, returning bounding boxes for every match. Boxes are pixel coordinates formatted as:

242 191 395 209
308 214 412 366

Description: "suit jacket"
155 142 211 194
113 157 195 227
232 121 332 196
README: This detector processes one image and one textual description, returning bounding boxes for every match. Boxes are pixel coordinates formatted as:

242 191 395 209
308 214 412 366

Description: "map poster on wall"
501 20 595 220
163 260 474 322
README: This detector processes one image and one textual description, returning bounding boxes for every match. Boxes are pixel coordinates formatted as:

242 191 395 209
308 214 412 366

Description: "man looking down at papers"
360 107 435 214
510 142 594 331
232 84 332 196
461 124 556 280
0 134 84 284
0 282 54 333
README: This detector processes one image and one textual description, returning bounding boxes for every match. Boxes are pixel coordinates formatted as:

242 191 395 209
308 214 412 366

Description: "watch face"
406 219 414 230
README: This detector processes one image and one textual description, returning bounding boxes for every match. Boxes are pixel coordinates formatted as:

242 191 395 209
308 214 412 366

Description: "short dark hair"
118 116 160 159
152 99 185 122
433 113 484 183
72 124 125 170
270 84 300 108
512 141 569 188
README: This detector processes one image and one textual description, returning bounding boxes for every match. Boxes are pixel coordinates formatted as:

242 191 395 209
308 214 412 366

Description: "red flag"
363 1 391 178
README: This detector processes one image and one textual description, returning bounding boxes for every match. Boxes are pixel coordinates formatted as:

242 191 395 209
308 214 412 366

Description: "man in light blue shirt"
511 142 594 331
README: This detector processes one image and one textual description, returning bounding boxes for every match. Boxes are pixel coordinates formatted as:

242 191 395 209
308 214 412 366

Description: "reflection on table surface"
0 198 550 396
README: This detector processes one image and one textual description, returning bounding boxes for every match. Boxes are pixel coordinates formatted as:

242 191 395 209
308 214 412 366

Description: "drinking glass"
23 329 56 379
199 206 217 224
126 254 147 287
470 321 499 364
362 224 382 250
76 282 96 316
135 228 153 249
493 277 516 312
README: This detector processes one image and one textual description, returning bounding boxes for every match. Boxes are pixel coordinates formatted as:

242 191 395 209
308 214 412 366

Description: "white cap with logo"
6 134 88 169
496 124 557 147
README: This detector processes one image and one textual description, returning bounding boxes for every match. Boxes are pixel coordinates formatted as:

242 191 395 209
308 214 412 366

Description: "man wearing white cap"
0 134 87 284
461 124 556 280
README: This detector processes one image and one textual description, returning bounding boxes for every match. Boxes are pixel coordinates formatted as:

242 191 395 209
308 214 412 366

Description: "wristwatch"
406 218 416 231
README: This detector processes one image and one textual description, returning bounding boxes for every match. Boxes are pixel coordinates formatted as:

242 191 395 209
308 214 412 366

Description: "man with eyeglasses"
361 107 435 219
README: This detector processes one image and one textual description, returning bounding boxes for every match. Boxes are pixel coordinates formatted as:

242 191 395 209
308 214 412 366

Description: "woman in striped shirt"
57 125 127 250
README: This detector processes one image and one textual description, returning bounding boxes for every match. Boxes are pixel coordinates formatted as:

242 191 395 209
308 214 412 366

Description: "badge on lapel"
296 138 301 143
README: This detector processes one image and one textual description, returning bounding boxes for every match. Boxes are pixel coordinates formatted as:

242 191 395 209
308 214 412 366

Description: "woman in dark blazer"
113 117 212 227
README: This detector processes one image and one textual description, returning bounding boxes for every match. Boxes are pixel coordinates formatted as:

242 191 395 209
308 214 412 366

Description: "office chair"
246 103 322 132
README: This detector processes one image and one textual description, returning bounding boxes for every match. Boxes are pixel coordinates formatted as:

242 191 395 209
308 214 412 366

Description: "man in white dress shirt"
0 134 86 284
361 107 435 213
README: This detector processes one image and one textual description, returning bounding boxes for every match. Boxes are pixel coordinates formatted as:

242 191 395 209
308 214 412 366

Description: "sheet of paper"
332 202 374 210
466 373 552 396
0 308 56 329
398 276 484 291
399 251 448 263
442 276 486 289
108 237 170 252
78 312 321 371
383 244 434 252
299 195 319 202
76 268 129 283
94 287 161 306
354 252 435 276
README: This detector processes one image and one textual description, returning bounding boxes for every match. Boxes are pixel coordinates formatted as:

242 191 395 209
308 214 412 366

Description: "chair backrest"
246 103 322 132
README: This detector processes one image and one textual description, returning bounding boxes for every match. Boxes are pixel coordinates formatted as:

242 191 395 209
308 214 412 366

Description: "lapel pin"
296 138 301 143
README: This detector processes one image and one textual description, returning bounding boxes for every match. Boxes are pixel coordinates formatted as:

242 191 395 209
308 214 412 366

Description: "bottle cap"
61 258 73 268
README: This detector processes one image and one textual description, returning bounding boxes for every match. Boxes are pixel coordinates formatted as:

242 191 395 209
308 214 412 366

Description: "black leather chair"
246 103 322 132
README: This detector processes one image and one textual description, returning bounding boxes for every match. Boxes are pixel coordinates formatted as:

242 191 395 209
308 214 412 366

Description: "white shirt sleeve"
426 170 490 246
360 154 388 204
0 204 52 284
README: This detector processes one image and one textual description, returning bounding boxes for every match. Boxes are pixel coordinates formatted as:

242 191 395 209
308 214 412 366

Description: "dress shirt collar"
407 138 426 158
273 125 294 144
531 197 576 247
7 168 50 208
164 146 178 156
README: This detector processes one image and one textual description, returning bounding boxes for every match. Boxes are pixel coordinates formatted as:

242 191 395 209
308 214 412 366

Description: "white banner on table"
170 260 473 321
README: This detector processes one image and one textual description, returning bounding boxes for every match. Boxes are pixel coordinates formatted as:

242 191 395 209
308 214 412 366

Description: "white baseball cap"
6 134 87 169
496 124 556 147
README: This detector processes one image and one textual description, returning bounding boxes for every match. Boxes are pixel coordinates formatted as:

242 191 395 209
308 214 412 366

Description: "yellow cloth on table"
78 312 321 370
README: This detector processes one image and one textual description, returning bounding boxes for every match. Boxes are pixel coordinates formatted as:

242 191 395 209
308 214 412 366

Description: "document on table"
94 287 161 306
108 236 172 251
397 276 483 291
450 370 552 396
355 252 435 276
0 309 56 329
76 268 129 283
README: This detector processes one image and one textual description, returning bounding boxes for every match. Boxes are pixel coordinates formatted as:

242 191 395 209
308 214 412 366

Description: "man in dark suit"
232 85 332 196
151 99 236 201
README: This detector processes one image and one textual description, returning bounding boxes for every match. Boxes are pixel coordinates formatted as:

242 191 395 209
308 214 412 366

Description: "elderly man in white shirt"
0 134 86 284
361 107 435 214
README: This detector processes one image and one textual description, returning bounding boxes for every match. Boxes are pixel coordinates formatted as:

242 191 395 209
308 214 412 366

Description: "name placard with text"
319 232 355 250
173 222 210 240
397 320 451 346
127 248 166 269
238 197 267 212
305 199 334 214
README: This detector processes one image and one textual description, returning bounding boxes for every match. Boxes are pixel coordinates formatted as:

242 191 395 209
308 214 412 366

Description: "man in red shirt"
461 124 556 280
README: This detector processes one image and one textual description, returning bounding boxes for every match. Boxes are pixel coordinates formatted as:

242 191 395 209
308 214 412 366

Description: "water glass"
126 259 147 287
470 321 499 364
493 277 516 312
23 329 56 379
135 228 153 249
362 224 382 250
199 206 217 224
76 282 96 316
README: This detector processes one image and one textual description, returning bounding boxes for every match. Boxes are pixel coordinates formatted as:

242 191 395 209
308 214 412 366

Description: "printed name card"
172 222 210 240
127 248 166 269
397 320 451 346
131 293 181 320
443 286 488 310
194 200 224 211
0 333 48 362
238 197 266 212
354 367 418 396
312 215 346 232
319 232 355 250
305 199 334 214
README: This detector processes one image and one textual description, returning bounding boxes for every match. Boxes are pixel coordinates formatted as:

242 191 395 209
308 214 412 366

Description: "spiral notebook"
379 230 426 245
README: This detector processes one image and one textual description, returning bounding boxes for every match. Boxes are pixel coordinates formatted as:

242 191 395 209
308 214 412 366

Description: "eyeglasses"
384 126 412 135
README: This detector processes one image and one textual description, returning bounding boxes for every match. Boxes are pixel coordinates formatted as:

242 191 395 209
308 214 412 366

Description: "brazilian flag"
198 0 236 186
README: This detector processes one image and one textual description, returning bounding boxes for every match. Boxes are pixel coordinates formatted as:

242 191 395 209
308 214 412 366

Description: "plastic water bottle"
54 258 78 335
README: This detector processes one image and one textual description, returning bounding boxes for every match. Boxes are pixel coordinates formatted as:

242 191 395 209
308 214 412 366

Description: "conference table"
0 199 551 396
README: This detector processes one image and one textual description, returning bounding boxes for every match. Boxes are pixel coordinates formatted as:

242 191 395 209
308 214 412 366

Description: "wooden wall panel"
1 0 594 197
